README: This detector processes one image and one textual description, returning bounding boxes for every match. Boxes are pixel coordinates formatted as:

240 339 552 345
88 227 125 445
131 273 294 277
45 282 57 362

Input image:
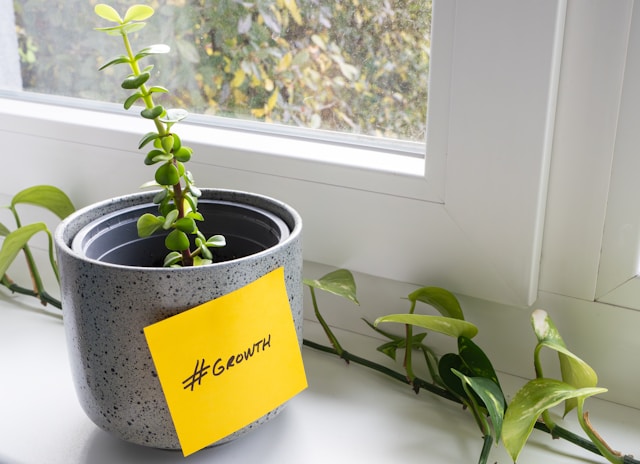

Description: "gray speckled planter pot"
54 189 303 450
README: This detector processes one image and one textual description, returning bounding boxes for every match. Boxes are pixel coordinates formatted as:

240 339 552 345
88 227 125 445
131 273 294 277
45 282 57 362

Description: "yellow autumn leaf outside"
267 90 278 112
251 108 266 118
276 52 292 73
233 89 247 105
284 0 302 25
231 68 246 88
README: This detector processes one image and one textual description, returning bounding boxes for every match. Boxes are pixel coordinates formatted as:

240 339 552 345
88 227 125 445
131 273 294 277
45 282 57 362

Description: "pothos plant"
94 3 225 267
304 269 638 464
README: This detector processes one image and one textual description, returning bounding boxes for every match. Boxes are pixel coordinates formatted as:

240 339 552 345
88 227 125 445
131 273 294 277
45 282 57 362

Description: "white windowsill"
1 296 639 464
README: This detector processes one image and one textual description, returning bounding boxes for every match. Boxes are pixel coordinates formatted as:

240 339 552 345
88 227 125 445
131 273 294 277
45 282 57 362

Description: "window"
8 0 430 145
0 0 566 306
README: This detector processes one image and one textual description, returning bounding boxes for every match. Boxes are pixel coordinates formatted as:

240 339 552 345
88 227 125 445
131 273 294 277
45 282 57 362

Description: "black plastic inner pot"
71 199 290 267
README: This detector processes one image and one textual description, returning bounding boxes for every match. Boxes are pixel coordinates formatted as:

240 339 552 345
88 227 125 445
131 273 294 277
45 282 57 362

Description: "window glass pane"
8 0 430 142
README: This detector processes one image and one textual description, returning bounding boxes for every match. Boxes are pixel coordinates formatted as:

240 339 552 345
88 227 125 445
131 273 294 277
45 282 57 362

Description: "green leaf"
144 149 171 165
136 213 163 237
503 379 607 462
303 269 359 305
458 336 501 388
160 108 188 124
0 223 48 277
374 314 478 339
95 4 123 23
98 55 129 70
438 353 468 399
206 235 226 247
408 286 465 320
121 72 150 90
123 5 154 23
139 132 160 149
0 223 11 237
376 332 427 360
120 22 147 35
141 105 165 120
452 370 505 440
162 209 179 230
152 189 168 205
175 217 196 234
531 309 598 415
188 184 201 198
174 146 192 162
12 185 75 219
163 251 182 267
124 92 143 110
155 163 180 186
148 86 169 94
165 229 190 251
135 44 170 60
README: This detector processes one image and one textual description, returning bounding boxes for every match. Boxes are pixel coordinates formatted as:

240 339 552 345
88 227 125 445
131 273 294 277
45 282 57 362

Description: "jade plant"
304 269 638 464
94 3 224 267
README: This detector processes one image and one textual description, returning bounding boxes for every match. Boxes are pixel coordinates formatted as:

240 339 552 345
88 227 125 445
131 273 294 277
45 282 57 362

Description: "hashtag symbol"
182 358 210 391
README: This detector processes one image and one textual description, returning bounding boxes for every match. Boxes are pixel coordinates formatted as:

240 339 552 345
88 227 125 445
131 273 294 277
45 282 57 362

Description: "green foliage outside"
13 0 431 141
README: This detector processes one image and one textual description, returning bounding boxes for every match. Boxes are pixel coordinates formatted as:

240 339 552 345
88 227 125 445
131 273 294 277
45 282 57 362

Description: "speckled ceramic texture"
54 189 303 450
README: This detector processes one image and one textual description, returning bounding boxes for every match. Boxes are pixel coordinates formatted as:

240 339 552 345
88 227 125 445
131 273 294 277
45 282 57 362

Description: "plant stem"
303 338 640 464
308 288 346 359
1 275 61 310
478 435 493 464
403 300 417 381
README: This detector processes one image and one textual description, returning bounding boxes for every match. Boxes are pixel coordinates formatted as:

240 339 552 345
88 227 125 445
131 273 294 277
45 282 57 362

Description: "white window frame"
0 0 567 307
539 0 640 308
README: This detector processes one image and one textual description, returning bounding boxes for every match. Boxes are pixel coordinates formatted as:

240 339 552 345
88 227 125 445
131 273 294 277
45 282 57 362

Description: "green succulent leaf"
188 183 201 197
124 92 143 109
12 185 75 219
152 189 168 204
98 55 130 70
303 269 359 305
144 149 171 166
148 86 169 95
0 223 11 237
531 309 598 415
139 132 160 149
502 378 607 462
458 336 501 388
123 4 154 23
174 146 192 162
121 72 150 89
193 255 212 266
155 163 180 186
199 242 213 260
0 223 49 277
206 235 226 247
408 286 464 320
165 229 190 251
94 25 127 36
135 44 170 59
175 217 196 234
119 22 147 35
95 4 123 23
374 314 478 339
141 105 165 120
161 135 174 153
136 213 164 237
163 251 182 267
452 370 505 440
160 108 188 124
162 209 179 230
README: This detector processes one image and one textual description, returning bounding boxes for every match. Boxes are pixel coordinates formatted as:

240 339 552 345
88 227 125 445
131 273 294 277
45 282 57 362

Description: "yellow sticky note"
144 267 307 456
